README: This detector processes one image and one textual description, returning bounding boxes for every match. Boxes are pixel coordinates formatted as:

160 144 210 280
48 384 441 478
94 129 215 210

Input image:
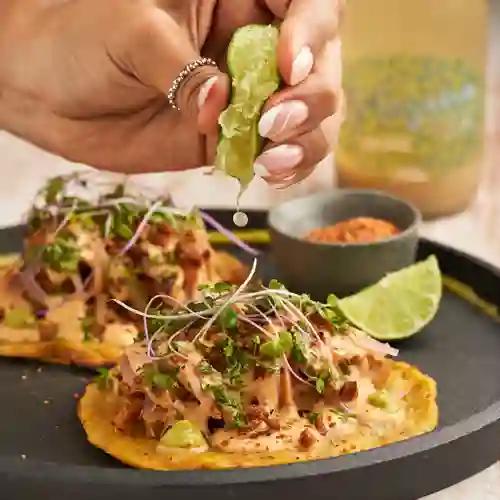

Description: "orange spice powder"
305 217 400 244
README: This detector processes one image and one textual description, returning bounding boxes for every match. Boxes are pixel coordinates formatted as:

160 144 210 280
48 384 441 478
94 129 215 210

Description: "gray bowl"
268 189 421 299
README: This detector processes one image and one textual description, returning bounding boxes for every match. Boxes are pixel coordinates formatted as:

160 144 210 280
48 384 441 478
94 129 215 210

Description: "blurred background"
0 0 498 261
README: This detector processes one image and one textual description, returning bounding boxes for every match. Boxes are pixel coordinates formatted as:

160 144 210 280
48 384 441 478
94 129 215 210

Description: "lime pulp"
338 255 442 341
215 25 281 193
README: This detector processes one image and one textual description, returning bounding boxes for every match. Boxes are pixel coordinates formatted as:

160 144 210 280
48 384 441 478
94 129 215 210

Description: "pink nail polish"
198 76 218 109
258 101 309 139
255 145 304 172
290 47 314 86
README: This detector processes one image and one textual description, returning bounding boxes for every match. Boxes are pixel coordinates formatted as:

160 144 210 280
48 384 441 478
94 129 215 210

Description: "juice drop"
233 211 248 227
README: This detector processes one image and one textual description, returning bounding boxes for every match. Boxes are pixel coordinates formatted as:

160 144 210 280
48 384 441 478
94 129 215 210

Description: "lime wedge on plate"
215 25 281 191
338 255 442 341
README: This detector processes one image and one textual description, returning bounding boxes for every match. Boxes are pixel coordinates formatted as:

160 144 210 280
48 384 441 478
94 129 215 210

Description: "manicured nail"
258 101 309 139
254 163 268 178
255 145 304 172
290 46 314 86
197 76 218 109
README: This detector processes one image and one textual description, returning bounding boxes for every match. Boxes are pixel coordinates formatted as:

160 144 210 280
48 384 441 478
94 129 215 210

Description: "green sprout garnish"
95 368 112 389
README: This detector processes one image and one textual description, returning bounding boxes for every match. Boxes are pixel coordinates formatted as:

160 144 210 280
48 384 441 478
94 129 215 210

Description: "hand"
0 0 344 186
255 0 345 188
0 0 228 173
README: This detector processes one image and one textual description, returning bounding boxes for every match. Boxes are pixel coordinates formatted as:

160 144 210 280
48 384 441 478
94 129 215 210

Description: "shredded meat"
112 395 145 433
339 381 358 402
37 320 59 341
299 428 319 450
246 405 281 430
279 366 296 409
314 415 329 435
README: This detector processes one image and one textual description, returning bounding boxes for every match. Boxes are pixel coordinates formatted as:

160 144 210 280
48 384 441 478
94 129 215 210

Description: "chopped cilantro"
80 317 94 342
315 377 325 394
152 373 178 390
308 412 319 425
225 352 249 385
143 365 178 390
213 283 233 294
278 330 293 352
291 330 308 364
210 385 245 427
259 339 280 359
42 236 80 273
45 176 65 204
95 368 112 389
217 306 238 330
149 210 176 228
260 331 294 359
218 336 235 358
198 360 214 374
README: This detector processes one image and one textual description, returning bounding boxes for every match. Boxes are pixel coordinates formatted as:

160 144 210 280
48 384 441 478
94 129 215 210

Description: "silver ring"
166 57 218 111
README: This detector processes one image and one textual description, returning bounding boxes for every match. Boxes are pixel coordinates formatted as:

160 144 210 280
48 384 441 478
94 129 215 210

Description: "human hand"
254 0 345 188
0 0 344 186
0 0 229 173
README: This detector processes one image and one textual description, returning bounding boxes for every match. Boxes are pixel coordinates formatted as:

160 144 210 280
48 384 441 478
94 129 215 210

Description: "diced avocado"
160 420 207 448
368 391 389 409
4 308 36 329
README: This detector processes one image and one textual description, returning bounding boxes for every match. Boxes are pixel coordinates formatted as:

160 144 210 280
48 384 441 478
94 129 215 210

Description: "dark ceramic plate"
0 210 499 500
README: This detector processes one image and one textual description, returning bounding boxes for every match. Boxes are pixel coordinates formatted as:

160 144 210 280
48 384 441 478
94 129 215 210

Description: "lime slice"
215 24 281 191
338 255 442 341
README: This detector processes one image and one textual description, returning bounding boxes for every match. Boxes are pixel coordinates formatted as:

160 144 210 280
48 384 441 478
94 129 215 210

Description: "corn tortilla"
78 361 438 470
0 252 247 368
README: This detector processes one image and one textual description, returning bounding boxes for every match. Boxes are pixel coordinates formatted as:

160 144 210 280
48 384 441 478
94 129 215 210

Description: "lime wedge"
215 25 281 191
338 255 442 341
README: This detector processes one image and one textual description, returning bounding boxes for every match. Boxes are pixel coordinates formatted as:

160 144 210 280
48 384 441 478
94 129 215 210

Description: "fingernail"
254 163 268 178
198 76 218 109
255 145 304 172
258 101 309 139
290 46 314 86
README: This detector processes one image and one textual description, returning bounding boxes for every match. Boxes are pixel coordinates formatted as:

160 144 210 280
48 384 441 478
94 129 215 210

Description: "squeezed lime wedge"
338 256 442 341
215 24 281 191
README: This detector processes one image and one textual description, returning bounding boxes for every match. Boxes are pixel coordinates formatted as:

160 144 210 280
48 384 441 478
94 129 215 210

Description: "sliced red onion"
199 211 260 257
120 345 150 386
350 332 399 357
35 309 47 319
18 269 48 306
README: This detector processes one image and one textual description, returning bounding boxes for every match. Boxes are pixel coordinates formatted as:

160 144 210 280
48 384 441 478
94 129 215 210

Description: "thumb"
123 9 229 133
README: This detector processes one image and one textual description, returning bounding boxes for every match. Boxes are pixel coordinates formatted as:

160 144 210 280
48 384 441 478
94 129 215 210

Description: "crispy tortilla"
0 252 247 368
78 361 438 470
0 338 122 367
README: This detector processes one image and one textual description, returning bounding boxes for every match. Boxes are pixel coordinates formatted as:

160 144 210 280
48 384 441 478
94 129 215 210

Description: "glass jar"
337 0 488 219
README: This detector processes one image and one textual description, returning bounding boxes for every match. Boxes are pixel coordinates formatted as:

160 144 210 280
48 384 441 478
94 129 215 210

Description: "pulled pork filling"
102 269 403 455
0 175 225 345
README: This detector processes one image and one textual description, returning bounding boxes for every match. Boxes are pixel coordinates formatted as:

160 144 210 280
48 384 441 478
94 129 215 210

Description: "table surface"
0 4 499 500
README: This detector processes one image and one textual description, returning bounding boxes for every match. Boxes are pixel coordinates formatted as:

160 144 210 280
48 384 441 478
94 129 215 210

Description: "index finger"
267 0 344 85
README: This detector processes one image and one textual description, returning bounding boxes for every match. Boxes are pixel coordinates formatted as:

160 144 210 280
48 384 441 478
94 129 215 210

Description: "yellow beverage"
338 0 488 218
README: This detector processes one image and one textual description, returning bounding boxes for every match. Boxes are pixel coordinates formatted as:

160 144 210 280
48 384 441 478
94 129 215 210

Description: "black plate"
0 210 499 500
